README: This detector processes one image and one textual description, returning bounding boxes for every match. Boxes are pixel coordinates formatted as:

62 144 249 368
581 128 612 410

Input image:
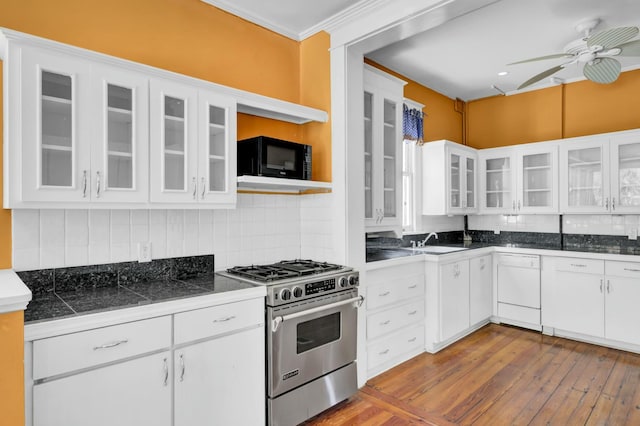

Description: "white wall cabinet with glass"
479 142 558 214
560 130 640 213
149 80 236 206
421 140 477 215
8 45 150 206
363 65 406 233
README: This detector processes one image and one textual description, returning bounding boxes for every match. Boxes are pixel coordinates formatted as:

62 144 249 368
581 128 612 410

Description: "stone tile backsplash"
12 193 335 271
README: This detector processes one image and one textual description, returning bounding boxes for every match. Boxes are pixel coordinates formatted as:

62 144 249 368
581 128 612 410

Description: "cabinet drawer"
367 274 424 310
33 316 171 380
555 257 603 274
606 261 640 278
174 298 263 345
367 300 424 339
367 324 424 370
367 262 424 285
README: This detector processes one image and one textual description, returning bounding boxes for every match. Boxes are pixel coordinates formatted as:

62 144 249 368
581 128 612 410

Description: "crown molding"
202 0 393 41
201 0 300 40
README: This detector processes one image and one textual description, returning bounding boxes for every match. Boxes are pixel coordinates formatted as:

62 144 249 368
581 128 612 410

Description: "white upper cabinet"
364 66 405 232
479 142 558 214
1 28 326 209
559 130 640 214
422 140 477 215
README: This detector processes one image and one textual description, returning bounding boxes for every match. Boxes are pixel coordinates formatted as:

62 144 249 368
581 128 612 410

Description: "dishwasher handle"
496 253 540 268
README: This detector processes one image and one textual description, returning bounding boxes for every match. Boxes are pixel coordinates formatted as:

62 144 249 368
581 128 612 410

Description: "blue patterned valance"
402 103 424 144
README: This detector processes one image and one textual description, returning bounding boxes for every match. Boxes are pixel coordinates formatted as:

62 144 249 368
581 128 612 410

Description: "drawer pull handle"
379 291 391 297
381 320 391 326
600 279 603 293
93 339 128 350
408 310 418 315
408 285 417 289
624 268 640 273
570 264 586 268
163 358 169 387
379 349 389 355
179 354 185 382
408 337 417 343
212 315 236 323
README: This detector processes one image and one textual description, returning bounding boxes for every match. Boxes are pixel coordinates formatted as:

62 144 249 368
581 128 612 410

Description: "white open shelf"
237 175 331 193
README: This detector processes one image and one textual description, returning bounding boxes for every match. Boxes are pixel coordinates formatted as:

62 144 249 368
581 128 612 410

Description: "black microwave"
237 136 312 180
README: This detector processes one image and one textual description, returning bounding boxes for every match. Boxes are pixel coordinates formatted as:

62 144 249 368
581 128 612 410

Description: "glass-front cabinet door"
198 90 236 204
446 146 477 213
516 143 558 213
92 65 149 203
480 149 515 214
382 98 399 222
466 156 477 210
21 48 92 203
560 138 609 213
449 152 462 210
149 79 198 203
364 91 374 222
611 134 640 213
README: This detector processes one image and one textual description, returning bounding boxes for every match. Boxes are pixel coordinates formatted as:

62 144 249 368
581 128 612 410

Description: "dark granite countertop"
366 242 640 263
20 255 259 324
24 274 256 324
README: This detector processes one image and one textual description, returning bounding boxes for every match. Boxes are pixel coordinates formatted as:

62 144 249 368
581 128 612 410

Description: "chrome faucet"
411 232 438 248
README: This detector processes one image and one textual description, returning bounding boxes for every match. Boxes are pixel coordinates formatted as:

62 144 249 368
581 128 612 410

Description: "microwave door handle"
271 295 364 332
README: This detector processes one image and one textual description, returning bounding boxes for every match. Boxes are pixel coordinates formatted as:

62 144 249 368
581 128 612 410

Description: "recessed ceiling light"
498 71 509 76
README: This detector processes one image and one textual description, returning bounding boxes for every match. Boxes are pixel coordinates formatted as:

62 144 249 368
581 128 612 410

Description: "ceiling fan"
510 18 640 90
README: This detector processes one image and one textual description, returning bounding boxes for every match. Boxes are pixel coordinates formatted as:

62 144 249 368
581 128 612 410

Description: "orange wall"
364 59 463 144
467 69 640 148
0 311 24 426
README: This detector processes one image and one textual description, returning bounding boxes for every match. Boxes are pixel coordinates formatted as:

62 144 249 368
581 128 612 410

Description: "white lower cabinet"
28 297 265 426
33 351 172 426
365 261 425 377
426 252 493 353
547 258 640 348
174 327 264 426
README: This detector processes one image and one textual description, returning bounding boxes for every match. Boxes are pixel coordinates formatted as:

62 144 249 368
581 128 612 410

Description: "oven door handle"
272 295 364 332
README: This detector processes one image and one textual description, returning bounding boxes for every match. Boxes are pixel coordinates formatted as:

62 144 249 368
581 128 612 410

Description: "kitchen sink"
404 246 469 254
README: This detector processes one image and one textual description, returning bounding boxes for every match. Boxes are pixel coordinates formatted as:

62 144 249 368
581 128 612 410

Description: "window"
403 140 416 232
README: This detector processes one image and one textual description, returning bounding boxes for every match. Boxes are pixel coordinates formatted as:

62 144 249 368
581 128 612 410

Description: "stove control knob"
348 275 359 286
292 286 303 298
339 276 348 288
280 288 292 301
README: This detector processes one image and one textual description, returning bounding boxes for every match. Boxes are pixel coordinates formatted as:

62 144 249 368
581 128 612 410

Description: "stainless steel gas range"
219 259 362 426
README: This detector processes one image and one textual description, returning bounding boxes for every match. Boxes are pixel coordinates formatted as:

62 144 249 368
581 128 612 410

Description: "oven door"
267 289 361 398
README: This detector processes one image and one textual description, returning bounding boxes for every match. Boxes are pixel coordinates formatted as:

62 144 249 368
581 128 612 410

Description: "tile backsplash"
13 193 335 272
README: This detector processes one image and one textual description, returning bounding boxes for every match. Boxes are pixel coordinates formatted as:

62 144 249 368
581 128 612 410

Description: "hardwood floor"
304 324 640 425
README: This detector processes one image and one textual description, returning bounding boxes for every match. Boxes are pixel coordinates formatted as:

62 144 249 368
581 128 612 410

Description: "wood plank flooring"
304 324 640 425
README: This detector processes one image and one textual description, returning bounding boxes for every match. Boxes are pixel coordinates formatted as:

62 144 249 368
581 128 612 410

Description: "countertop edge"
0 269 32 315
24 285 266 341
366 245 640 268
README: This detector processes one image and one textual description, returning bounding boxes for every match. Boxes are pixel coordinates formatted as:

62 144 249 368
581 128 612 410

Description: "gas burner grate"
225 259 344 282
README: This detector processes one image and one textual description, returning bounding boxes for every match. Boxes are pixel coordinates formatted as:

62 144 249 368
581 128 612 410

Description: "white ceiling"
204 0 640 101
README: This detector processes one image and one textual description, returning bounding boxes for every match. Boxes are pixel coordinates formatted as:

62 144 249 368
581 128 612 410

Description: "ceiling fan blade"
508 54 572 65
617 39 640 56
583 58 621 84
588 26 639 49
517 65 565 90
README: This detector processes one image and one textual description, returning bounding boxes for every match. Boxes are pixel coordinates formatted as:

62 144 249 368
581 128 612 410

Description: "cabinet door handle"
82 170 88 198
93 338 128 350
517 200 521 211
605 197 609 210
212 315 235 323
570 264 586 268
612 197 616 211
624 268 640 273
408 285 417 289
201 177 206 199
380 320 391 326
408 310 418 316
512 200 516 210
95 171 101 198
600 279 603 293
379 349 389 355
191 177 197 200
163 357 169 387
179 354 185 382
408 337 417 343
607 280 611 294
379 291 391 297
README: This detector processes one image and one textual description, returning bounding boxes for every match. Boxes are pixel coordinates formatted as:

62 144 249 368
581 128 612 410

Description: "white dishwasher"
496 253 541 331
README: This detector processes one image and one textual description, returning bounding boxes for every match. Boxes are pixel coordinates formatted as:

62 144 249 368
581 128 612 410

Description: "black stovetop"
226 259 344 283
